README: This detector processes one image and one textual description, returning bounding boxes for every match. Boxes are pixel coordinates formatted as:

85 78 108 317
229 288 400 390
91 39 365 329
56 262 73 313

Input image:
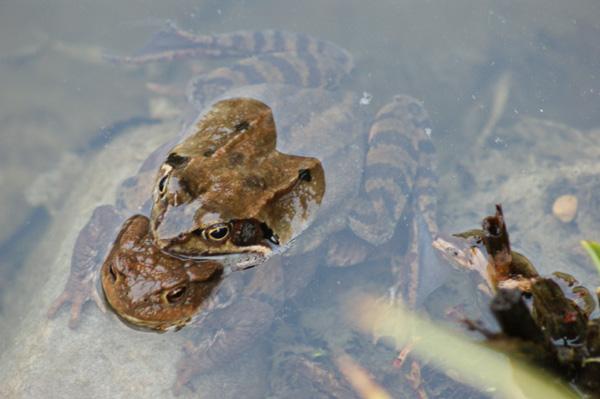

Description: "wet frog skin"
98 212 284 395
101 214 224 331
48 26 444 395
151 97 325 262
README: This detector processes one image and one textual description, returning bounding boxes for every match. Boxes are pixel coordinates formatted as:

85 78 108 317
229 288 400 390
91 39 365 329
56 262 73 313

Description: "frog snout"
152 203 198 240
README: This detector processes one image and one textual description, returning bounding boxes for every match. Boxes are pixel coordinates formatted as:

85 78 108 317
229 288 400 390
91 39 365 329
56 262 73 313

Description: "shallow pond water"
1 1 599 398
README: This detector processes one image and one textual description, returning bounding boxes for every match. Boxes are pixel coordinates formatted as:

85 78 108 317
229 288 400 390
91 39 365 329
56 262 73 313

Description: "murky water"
1 1 599 397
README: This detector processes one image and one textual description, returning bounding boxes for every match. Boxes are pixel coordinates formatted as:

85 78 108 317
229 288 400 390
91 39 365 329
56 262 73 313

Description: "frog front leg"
174 297 275 394
47 204 122 327
173 255 285 395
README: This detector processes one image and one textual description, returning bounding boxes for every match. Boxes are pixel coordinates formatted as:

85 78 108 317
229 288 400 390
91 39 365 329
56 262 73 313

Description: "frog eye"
107 262 121 283
158 173 170 195
166 286 187 304
203 223 230 241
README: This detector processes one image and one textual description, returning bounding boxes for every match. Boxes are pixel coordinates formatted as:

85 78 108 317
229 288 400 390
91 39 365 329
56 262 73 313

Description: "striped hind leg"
351 96 442 399
389 146 440 310
113 24 353 69
349 95 434 247
186 50 353 107
353 95 442 308
112 25 354 106
327 96 431 268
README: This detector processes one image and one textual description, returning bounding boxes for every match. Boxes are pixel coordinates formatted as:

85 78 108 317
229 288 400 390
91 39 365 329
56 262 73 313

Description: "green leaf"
581 240 600 275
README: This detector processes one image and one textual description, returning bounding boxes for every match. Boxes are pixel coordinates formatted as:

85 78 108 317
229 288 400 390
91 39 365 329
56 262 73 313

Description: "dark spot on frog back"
298 169 312 182
234 120 250 132
178 176 207 199
244 175 267 190
228 152 245 166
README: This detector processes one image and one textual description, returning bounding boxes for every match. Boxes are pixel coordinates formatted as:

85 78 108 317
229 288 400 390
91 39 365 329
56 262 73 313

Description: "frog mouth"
160 244 277 271
115 310 193 332
152 216 282 265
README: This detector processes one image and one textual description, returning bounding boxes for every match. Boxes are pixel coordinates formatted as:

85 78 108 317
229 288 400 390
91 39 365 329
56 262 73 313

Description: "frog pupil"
209 226 229 240
167 287 186 303
158 174 169 193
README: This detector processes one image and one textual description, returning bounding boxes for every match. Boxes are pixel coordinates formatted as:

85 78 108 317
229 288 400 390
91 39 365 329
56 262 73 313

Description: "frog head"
101 215 224 331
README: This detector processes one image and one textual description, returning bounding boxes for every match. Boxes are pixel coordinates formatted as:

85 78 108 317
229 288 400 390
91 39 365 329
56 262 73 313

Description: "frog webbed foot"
47 204 121 328
172 297 275 395
47 273 105 329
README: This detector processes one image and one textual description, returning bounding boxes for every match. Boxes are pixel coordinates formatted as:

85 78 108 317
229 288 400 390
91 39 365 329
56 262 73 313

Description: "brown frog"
93 211 285 395
150 97 325 263
48 26 446 394
100 214 225 331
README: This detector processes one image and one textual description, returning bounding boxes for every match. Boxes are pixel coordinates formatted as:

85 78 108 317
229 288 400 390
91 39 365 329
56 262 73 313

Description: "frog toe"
47 281 94 328
67 291 90 329
47 291 71 319
173 356 200 396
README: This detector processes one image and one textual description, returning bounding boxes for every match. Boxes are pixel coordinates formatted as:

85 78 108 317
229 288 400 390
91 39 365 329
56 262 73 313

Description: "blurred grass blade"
335 353 391 399
345 294 579 399
581 240 600 275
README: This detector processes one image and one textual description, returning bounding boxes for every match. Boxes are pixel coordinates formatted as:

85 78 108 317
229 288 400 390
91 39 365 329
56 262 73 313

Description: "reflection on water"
1 1 599 397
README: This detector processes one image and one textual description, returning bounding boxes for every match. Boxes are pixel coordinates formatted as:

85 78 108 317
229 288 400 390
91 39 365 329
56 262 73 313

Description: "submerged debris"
552 194 578 223
435 204 600 396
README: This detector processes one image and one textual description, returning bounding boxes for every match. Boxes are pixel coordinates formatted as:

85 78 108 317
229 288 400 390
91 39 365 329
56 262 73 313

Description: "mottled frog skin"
150 97 325 262
48 26 444 394
101 214 225 331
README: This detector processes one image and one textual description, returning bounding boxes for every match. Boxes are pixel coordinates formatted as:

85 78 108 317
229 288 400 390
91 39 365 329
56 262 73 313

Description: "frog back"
214 84 367 251
214 84 366 200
